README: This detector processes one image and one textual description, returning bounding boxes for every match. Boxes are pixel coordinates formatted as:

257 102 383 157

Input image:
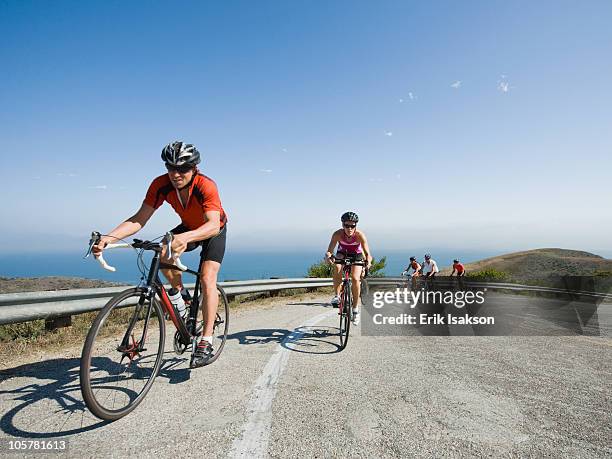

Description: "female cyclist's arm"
325 230 340 262
357 231 373 268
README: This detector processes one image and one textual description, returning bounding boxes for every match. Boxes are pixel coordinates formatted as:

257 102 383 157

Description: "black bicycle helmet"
409 256 416 262
424 253 431 259
161 141 201 167
453 259 459 263
341 211 359 223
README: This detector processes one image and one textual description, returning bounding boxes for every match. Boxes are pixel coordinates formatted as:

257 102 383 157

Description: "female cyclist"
325 212 373 325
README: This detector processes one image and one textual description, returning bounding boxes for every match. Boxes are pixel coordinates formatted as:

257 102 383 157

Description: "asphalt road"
0 292 610 458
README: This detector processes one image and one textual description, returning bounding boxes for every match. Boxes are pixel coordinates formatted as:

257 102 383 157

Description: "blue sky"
1 0 611 256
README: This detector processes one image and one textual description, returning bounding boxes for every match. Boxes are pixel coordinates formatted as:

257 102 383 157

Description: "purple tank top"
338 233 362 254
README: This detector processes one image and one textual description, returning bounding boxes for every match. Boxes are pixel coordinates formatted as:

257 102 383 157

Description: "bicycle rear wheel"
80 288 165 421
338 282 352 350
209 285 230 364
188 284 230 365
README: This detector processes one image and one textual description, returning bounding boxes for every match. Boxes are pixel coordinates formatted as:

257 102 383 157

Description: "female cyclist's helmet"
409 256 416 262
161 141 201 167
424 253 431 259
341 211 359 223
453 259 459 263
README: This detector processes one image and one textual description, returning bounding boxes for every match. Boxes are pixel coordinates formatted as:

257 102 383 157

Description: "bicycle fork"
117 293 152 362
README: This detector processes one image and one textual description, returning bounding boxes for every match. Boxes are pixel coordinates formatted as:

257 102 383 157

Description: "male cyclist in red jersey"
92 141 227 368
451 259 465 277
325 212 373 325
451 258 466 289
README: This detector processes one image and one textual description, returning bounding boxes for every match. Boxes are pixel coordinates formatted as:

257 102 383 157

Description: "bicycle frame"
338 264 352 316
117 244 204 353
334 257 367 313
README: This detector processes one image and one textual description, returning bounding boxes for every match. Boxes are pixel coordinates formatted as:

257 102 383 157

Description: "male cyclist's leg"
199 226 226 337
161 224 199 291
192 226 226 368
201 260 221 337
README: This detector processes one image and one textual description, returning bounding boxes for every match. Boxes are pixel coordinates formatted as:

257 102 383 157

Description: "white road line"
229 309 336 459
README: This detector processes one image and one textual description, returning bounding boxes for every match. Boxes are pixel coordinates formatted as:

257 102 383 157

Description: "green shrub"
369 256 386 277
466 269 508 282
0 320 46 342
307 259 333 278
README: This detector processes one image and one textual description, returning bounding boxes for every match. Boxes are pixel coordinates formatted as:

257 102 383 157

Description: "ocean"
0 249 498 284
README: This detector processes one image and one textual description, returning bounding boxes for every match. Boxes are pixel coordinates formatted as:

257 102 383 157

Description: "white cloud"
90 185 107 190
56 172 78 177
498 81 509 93
385 131 393 137
281 148 288 153
368 178 383 182
498 75 511 93
400 92 415 103
451 81 462 89
259 169 273 173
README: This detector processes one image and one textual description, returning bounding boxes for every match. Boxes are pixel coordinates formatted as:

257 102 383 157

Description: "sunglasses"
165 164 193 174
343 223 357 229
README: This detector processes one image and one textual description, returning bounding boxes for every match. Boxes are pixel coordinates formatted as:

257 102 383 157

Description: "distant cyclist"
402 256 421 278
92 141 227 368
451 258 466 289
325 212 373 325
421 253 439 278
451 259 465 277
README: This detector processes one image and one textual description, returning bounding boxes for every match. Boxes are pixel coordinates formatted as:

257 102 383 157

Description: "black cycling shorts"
335 251 365 262
170 224 227 264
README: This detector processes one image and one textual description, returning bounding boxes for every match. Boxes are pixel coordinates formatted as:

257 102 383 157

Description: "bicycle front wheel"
80 288 166 421
339 283 351 350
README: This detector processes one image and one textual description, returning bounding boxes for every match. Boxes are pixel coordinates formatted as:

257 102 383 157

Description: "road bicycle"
331 255 367 350
400 270 420 291
80 231 229 421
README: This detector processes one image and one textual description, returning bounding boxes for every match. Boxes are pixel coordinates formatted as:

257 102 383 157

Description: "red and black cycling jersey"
453 262 465 274
143 173 227 230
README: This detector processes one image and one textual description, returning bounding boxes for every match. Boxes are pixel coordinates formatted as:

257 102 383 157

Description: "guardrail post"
45 316 72 331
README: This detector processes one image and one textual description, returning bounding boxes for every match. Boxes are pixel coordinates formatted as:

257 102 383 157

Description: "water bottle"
168 288 187 319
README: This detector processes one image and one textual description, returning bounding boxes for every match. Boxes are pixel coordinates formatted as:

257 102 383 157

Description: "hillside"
442 248 612 285
0 276 126 294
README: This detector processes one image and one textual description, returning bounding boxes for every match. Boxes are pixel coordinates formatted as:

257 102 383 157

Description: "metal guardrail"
1 277 610 326
0 278 333 326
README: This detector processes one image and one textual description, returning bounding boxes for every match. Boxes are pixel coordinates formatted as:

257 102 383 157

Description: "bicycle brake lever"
84 231 101 259
164 232 187 271
165 232 173 260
